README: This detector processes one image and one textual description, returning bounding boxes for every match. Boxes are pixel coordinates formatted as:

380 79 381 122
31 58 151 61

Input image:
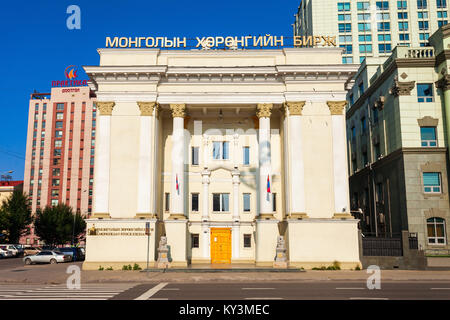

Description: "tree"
34 204 86 246
0 191 32 243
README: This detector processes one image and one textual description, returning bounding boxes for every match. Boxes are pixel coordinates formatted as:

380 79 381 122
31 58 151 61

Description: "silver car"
23 250 71 265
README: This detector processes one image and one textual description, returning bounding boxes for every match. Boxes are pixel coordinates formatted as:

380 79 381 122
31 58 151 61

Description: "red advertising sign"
52 65 88 87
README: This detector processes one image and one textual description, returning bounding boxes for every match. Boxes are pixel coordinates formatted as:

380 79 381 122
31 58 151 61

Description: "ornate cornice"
96 102 115 115
170 104 186 118
373 96 385 110
435 74 450 91
390 78 415 96
256 103 273 118
137 101 156 116
284 101 305 116
326 101 347 115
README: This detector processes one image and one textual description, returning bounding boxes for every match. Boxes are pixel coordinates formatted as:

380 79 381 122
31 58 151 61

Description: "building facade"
23 87 96 245
346 24 450 255
294 0 450 64
0 180 23 206
82 47 361 270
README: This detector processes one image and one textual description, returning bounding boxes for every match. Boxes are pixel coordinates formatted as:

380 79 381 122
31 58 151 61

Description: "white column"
93 102 114 218
170 104 186 218
328 101 351 216
136 102 155 217
201 170 210 221
257 104 273 217
151 105 160 214
232 169 240 259
201 224 210 259
233 133 239 168
285 102 307 217
232 224 240 260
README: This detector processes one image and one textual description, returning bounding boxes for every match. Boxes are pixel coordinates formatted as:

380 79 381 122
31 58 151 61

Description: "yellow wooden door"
210 228 231 264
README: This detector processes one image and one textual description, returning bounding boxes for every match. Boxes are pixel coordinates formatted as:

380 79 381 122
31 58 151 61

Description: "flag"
176 174 179 192
267 175 271 193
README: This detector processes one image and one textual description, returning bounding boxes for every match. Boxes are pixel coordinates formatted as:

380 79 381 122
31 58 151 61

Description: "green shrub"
355 265 361 271
98 266 104 271
133 263 142 270
106 266 113 270
122 265 130 270
332 261 341 270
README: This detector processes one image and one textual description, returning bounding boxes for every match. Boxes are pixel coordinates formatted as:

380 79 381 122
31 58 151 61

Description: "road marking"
431 288 450 290
135 283 168 300
242 288 275 290
162 288 180 291
245 297 283 300
349 297 389 300
336 288 365 290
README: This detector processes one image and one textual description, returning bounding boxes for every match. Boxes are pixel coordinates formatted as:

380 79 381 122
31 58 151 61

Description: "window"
374 143 381 159
272 193 276 212
398 12 408 19
340 44 353 54
359 44 372 53
427 218 446 244
342 57 353 64
361 117 367 134
421 127 437 147
350 94 354 105
244 234 252 248
89 178 93 186
437 0 447 7
399 34 410 41
357 2 370 10
35 103 39 111
56 103 64 110
438 11 448 18
51 189 59 197
419 21 429 30
55 121 63 129
54 140 62 148
90 157 95 165
191 193 199 212
243 147 250 165
419 33 430 41
338 2 351 11
358 23 371 32
376 1 389 10
438 20 448 27
423 172 441 193
359 83 364 96
34 122 38 129
398 22 409 31
243 193 251 212
357 13 371 21
376 13 390 20
338 14 351 21
373 108 379 124
379 43 392 53
165 193 170 212
51 199 58 206
339 35 352 42
91 148 95 156
43 103 47 111
398 0 407 9
55 130 63 138
52 168 60 176
212 141 229 160
52 179 60 187
358 34 372 42
56 113 63 120
417 0 428 9
377 22 390 31
191 147 199 165
338 23 352 32
213 193 229 212
351 126 356 142
362 151 368 165
191 234 199 248
417 84 433 102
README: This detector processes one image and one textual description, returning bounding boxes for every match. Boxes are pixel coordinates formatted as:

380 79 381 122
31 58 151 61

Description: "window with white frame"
191 193 199 212
427 217 446 244
212 141 229 160
243 146 250 165
213 193 229 212
243 193 251 212
191 147 199 165
423 172 441 193
420 127 437 147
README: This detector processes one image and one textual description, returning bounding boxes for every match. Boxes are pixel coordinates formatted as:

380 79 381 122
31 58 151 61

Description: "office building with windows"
23 87 96 245
294 0 450 64
345 25 450 255
82 47 362 270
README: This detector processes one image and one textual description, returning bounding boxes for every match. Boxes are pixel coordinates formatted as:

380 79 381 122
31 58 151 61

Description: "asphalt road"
0 256 23 270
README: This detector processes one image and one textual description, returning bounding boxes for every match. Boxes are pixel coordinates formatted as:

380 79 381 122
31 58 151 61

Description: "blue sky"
0 0 301 180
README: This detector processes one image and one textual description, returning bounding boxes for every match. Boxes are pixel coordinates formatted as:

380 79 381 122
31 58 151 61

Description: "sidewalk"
1 261 450 284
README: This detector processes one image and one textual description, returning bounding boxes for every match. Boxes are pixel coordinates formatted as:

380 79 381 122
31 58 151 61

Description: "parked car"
0 245 18 257
23 247 42 256
23 251 71 265
59 247 85 261
11 245 24 257
0 248 11 258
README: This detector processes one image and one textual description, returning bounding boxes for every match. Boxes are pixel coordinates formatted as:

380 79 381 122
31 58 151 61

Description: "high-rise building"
294 0 450 63
345 25 450 255
23 87 96 245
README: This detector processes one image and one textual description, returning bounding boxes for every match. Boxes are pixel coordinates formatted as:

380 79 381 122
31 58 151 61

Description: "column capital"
231 169 240 184
435 74 450 91
137 101 157 116
201 170 211 184
284 101 305 116
170 104 186 118
326 101 347 115
97 102 115 115
256 103 273 118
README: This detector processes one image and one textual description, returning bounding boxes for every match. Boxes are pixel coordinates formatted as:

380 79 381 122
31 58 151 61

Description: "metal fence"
362 236 403 256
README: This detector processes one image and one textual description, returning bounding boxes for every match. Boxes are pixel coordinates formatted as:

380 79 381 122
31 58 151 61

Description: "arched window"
427 218 446 244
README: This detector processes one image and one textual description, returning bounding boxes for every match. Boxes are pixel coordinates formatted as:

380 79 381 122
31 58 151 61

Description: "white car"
0 245 16 257
0 248 11 258
23 250 71 265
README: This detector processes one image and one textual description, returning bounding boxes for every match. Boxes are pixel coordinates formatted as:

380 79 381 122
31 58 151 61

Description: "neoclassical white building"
82 47 361 269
